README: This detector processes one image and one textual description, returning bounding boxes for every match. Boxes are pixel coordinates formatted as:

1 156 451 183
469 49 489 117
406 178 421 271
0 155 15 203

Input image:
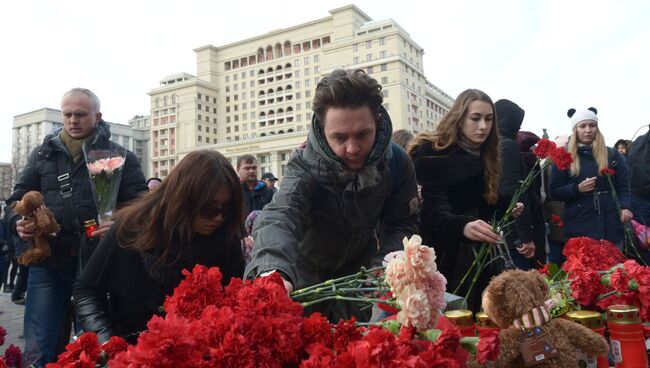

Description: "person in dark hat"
261 172 278 193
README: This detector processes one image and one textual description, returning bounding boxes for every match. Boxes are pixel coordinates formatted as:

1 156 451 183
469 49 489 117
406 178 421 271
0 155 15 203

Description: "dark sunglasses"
199 203 231 219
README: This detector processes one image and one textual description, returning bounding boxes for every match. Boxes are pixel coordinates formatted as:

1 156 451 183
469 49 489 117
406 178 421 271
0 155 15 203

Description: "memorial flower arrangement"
544 236 650 321
48 236 499 367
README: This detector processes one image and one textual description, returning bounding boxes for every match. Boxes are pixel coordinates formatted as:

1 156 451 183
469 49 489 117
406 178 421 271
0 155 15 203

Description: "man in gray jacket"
245 69 419 320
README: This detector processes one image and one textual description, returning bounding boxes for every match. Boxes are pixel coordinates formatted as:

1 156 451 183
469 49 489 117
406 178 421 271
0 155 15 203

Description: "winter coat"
244 106 419 290
550 146 631 242
242 180 275 218
629 131 650 200
412 142 499 271
73 223 244 343
5 121 147 267
495 100 533 244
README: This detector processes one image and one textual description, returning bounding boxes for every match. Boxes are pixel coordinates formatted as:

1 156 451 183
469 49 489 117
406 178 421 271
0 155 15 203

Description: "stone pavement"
0 291 25 351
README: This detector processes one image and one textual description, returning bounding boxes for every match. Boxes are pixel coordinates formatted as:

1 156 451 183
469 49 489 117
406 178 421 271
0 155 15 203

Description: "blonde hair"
568 126 608 176
408 89 500 204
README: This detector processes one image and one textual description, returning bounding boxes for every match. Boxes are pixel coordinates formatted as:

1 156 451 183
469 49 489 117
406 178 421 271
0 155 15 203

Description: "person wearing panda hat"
550 107 633 248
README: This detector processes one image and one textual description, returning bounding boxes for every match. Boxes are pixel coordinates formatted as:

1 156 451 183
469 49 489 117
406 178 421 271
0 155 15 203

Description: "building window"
294 59 301 66
367 66 374 74
295 70 300 78
366 54 372 62
198 114 202 120
314 66 320 73
305 90 311 98
353 56 359 64
381 76 388 84
353 44 358 51
384 103 389 111
304 68 310 76
366 40 372 48
198 93 202 99
381 63 387 72
380 50 386 58
206 137 210 143
383 90 389 97
295 81 301 89
304 57 309 65
198 136 202 142
198 104 202 109
379 37 385 45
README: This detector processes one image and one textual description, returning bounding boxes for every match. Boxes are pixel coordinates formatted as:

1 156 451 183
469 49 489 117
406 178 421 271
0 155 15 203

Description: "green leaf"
380 319 401 334
460 336 479 354
419 329 442 341
547 263 559 278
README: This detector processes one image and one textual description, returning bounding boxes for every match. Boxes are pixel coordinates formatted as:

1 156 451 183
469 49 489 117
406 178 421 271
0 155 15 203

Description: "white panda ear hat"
568 107 598 129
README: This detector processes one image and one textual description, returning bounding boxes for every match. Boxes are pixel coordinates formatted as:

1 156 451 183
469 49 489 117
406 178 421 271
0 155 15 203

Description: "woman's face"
575 120 598 145
460 101 494 145
192 186 232 235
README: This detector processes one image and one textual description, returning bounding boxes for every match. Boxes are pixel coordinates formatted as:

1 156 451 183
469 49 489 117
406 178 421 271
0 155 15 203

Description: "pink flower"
403 235 438 279
385 258 408 296
397 284 433 330
86 160 106 175
106 157 125 174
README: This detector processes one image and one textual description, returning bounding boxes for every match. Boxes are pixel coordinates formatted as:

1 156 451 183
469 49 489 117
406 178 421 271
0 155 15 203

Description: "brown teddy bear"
469 269 609 368
12 191 60 266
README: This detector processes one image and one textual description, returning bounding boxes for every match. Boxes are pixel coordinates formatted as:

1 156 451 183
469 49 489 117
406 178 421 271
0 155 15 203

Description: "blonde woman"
550 108 632 246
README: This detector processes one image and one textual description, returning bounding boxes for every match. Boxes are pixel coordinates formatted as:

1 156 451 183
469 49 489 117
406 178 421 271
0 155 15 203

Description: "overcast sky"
1 0 649 162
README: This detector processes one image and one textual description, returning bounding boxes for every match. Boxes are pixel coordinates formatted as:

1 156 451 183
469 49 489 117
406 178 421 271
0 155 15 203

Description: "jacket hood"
308 105 393 170
495 99 525 139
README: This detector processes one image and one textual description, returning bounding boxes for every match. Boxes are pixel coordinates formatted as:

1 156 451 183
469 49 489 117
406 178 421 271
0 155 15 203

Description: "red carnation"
163 264 224 320
550 214 564 227
549 147 573 171
571 270 607 306
102 336 129 360
477 329 500 364
538 263 550 275
54 332 101 367
3 344 22 368
600 168 616 176
533 139 557 159
302 313 334 348
0 357 6 368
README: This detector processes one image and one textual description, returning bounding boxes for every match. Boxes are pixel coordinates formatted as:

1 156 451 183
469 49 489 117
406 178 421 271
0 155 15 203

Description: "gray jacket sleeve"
244 155 314 286
373 155 419 265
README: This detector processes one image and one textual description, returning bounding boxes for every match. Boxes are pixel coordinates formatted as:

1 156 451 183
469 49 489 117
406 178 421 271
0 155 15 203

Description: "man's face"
61 93 102 139
263 178 276 188
322 106 377 171
238 160 258 183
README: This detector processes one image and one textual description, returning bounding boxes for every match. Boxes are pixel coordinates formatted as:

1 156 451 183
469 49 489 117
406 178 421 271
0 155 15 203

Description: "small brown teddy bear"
469 269 609 368
12 191 60 266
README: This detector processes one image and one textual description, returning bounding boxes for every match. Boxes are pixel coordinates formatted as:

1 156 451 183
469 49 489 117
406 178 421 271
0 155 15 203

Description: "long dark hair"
114 150 243 267
408 89 501 204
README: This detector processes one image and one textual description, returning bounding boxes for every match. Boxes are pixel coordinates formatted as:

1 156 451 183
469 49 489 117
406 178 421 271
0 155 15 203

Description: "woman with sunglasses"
73 150 245 343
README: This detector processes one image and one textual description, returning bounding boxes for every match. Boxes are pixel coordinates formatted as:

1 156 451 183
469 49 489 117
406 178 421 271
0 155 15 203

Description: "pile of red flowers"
560 236 650 320
0 326 22 368
49 265 497 367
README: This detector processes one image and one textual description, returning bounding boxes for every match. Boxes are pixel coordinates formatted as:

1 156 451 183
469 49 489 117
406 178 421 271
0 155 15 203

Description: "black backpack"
629 130 650 199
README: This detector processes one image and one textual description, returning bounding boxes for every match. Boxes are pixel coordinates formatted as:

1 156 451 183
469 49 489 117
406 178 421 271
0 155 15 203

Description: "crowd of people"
0 71 649 366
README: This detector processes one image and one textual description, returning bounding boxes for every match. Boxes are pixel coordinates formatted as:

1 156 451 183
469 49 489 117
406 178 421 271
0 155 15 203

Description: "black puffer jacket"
495 99 533 244
5 121 147 266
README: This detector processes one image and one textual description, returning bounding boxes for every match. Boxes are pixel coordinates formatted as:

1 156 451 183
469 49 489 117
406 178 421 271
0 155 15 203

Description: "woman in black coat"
73 150 245 343
409 89 515 311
